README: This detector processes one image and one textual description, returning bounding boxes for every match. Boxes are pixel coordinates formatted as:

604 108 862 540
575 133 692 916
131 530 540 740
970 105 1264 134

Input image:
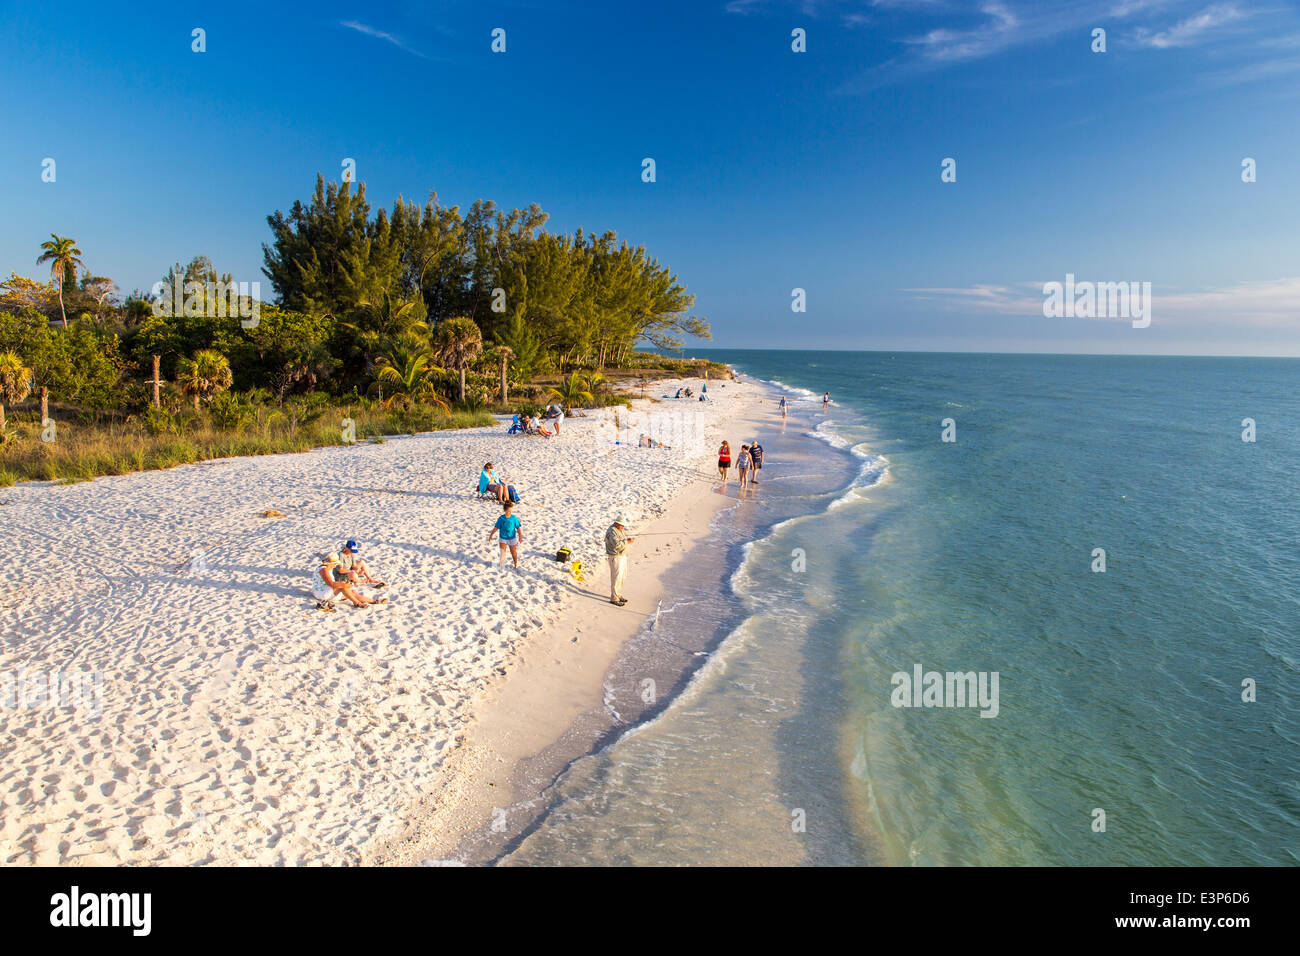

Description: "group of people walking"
717 440 764 491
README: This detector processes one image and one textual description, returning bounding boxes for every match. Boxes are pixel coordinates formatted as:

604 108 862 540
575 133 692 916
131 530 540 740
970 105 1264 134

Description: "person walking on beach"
605 516 635 605
822 391 830 411
717 440 732 483
778 396 787 419
488 500 523 569
749 441 764 484
737 444 753 493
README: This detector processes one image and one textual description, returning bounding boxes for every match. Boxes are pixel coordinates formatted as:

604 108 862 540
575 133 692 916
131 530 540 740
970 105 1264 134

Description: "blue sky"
3 0 1300 354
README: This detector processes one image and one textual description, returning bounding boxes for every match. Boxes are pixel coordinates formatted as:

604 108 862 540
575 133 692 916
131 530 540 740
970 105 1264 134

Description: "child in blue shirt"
488 501 523 568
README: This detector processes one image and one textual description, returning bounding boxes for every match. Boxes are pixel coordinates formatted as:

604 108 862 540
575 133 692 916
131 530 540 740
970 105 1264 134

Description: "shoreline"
372 387 774 865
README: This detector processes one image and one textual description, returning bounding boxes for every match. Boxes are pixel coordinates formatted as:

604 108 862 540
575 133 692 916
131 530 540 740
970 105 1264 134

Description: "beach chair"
507 415 523 435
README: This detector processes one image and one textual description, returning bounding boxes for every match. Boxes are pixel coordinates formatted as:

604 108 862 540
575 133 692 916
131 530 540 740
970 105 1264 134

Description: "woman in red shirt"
718 441 732 483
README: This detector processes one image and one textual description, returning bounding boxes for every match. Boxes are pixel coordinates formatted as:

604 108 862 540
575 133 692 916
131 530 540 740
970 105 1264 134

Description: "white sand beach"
0 377 760 865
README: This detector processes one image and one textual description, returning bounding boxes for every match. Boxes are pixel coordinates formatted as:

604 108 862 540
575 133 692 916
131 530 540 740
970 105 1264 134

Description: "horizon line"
684 346 1300 360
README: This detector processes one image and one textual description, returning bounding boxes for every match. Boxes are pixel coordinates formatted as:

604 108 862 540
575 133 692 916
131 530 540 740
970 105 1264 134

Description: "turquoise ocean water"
500 351 1299 866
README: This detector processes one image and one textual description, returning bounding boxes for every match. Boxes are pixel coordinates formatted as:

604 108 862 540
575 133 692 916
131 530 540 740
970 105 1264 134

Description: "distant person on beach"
479 462 513 504
522 413 553 437
718 441 732 483
488 501 523 569
605 516 635 606
737 444 753 492
544 404 563 434
822 392 830 410
337 540 385 587
312 553 384 610
749 442 764 484
779 396 787 418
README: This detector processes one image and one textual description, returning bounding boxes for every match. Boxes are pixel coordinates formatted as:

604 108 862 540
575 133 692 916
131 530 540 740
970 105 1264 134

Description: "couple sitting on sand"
312 539 387 611
520 413 556 437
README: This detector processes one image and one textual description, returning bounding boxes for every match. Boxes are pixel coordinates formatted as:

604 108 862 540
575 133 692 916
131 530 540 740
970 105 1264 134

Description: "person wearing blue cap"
337 540 386 588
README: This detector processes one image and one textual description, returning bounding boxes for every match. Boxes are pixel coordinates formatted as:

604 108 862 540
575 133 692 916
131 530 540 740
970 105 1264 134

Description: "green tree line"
0 177 709 421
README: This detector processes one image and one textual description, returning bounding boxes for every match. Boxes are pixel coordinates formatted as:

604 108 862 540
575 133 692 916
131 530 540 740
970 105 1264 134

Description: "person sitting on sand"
638 433 670 449
488 500 523 569
337 539 385 587
312 553 385 610
535 418 555 437
480 462 510 504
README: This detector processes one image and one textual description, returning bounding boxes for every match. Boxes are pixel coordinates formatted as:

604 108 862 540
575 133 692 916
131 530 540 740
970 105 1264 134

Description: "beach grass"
0 404 494 485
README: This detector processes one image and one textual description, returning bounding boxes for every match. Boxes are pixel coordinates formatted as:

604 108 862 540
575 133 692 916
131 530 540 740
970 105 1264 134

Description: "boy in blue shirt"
488 501 523 568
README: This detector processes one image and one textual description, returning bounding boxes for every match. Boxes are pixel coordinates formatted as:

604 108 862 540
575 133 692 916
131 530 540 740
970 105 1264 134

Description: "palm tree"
495 345 514 404
36 234 85 327
343 290 428 367
433 316 483 403
547 371 594 416
175 349 233 412
374 338 449 411
0 351 34 436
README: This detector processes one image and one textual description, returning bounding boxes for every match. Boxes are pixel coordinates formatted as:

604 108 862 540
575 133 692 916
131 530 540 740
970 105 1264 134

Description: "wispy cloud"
1133 2 1243 47
905 283 1046 317
907 277 1300 328
340 20 431 59
905 2 1022 63
724 1 1299 94
1109 0 1176 15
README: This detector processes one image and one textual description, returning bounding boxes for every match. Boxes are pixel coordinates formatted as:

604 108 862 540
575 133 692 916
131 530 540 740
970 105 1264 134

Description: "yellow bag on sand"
570 560 585 583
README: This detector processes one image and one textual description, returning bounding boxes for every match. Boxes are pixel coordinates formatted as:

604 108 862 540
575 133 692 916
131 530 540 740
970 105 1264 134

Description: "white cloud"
1134 2 1243 48
906 2 1021 62
907 277 1300 328
340 20 430 59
